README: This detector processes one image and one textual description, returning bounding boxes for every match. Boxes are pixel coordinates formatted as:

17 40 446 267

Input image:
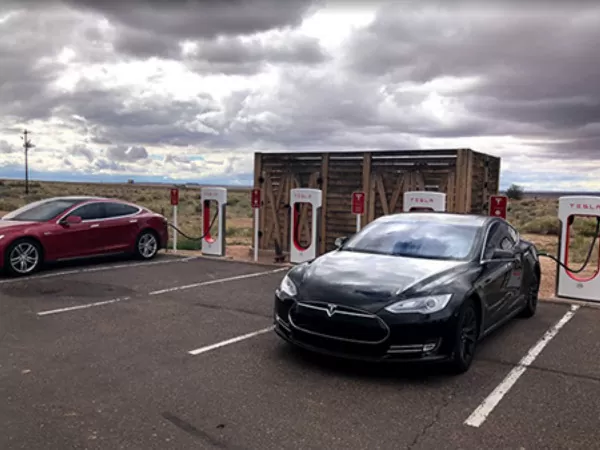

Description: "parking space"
1 254 599 449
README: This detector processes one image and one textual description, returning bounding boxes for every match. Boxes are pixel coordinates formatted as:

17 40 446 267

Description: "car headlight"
278 274 298 298
384 294 452 314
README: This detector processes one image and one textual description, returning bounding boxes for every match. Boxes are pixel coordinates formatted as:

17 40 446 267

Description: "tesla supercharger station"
289 188 322 264
403 191 446 212
200 187 227 257
556 195 600 302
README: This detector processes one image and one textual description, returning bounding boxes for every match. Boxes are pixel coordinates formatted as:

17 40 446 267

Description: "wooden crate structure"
253 148 500 255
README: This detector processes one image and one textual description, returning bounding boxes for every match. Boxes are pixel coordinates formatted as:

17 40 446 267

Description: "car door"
479 222 517 329
502 224 525 313
44 202 107 259
96 202 141 253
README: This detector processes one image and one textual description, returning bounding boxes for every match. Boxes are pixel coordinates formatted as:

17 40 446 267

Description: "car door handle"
90 224 99 228
129 219 137 223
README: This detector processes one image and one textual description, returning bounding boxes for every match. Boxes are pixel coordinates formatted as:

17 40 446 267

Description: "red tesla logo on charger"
352 191 365 215
251 189 261 208
489 195 508 219
170 188 179 206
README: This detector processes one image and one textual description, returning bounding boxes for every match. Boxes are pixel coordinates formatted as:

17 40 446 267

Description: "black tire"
4 238 43 277
447 298 479 374
134 230 159 260
519 271 539 318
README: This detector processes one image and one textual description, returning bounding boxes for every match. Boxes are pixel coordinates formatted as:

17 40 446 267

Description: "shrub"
573 217 600 237
506 184 524 200
521 216 560 236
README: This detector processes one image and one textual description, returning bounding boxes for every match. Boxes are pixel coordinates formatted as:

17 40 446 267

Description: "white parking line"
0 256 198 285
464 304 580 428
188 326 275 356
37 297 131 316
148 267 287 295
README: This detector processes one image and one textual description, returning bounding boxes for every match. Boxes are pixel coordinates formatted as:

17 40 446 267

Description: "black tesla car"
273 212 541 373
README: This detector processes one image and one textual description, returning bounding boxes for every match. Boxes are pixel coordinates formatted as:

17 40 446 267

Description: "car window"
507 225 519 244
104 202 139 218
69 203 106 221
3 199 82 222
483 222 514 259
342 218 480 260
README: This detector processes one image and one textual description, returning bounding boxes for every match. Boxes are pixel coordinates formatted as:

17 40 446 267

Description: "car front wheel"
448 298 479 374
5 238 43 276
135 230 159 260
519 271 539 318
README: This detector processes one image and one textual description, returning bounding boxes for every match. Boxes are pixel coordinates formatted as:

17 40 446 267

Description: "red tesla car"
0 196 169 276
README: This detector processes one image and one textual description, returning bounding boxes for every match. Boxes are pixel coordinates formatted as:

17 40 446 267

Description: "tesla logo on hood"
326 304 337 317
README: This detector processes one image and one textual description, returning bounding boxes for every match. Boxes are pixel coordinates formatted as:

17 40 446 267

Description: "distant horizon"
2 175 600 197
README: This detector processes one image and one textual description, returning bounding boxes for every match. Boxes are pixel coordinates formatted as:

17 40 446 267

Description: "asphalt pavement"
0 252 599 450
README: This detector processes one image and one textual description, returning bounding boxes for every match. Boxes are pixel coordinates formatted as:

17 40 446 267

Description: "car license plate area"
293 330 388 358
289 305 388 343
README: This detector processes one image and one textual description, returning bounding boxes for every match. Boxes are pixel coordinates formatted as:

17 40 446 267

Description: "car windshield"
2 198 82 222
342 218 480 260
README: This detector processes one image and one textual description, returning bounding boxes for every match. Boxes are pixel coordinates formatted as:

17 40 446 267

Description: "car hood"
0 219 37 232
297 250 467 312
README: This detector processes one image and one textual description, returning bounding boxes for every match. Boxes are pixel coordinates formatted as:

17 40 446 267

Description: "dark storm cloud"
0 6 118 121
340 3 600 156
68 145 95 162
60 0 326 67
48 81 221 147
63 0 323 41
106 145 149 162
183 33 329 75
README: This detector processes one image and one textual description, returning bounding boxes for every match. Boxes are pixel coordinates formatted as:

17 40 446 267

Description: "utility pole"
21 129 34 194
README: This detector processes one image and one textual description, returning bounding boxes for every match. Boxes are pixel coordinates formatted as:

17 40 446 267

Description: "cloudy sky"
0 1 598 190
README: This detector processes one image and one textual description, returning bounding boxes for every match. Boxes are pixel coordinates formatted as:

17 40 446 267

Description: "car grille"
288 301 390 344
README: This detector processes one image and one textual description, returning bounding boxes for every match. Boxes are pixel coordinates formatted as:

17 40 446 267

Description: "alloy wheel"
459 307 478 363
9 242 40 274
138 233 157 258
529 282 538 309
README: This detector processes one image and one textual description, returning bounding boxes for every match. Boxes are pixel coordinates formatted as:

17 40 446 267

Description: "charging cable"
167 210 219 241
536 218 600 273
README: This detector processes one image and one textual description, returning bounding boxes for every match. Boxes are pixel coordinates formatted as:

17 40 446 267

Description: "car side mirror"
62 215 82 225
491 248 514 260
334 236 348 248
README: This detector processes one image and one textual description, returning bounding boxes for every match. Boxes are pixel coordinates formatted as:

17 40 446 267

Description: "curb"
541 296 600 309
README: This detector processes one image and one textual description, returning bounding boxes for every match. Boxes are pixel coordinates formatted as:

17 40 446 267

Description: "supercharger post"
170 187 179 251
556 195 600 302
289 188 322 264
403 191 446 212
351 191 365 232
200 187 227 257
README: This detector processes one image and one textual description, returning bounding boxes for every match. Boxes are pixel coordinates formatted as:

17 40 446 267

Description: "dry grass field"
1 179 598 299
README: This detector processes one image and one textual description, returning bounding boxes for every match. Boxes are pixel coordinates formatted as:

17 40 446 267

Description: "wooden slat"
465 150 474 212
320 154 329 254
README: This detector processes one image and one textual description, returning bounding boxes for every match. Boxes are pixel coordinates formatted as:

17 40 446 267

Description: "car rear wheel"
135 230 158 260
5 238 42 276
519 272 539 318
448 298 479 374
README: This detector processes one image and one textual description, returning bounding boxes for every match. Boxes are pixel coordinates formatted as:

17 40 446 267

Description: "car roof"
375 211 492 227
46 196 126 203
